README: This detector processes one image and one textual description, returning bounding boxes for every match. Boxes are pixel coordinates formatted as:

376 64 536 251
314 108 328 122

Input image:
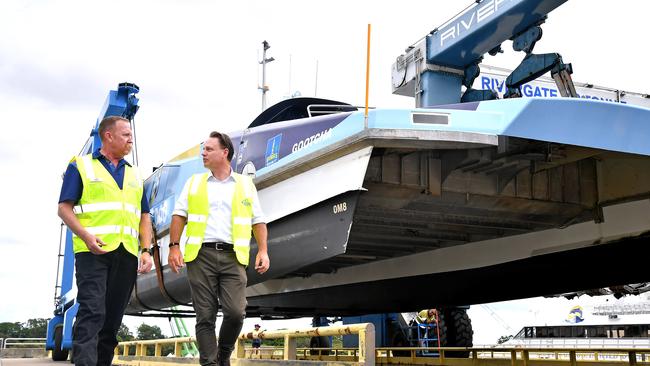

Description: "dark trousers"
187 248 247 366
73 245 138 366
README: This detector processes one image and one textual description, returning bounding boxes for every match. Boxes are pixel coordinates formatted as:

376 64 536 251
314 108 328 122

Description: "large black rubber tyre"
441 309 473 358
390 331 410 357
309 336 331 355
52 326 69 362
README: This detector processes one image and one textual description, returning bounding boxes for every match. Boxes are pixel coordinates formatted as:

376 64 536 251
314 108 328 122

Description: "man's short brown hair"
209 131 234 161
98 116 129 141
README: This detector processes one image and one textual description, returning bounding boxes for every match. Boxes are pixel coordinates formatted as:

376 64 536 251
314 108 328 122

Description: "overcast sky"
1 0 649 345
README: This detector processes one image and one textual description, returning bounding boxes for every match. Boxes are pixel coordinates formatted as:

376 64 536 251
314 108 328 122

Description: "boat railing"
2 337 46 349
504 337 650 349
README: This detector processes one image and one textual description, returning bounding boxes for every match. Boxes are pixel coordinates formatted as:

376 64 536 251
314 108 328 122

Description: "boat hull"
127 190 361 313
127 97 650 317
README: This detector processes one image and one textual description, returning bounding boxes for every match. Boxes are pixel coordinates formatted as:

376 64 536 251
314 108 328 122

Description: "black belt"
202 242 234 251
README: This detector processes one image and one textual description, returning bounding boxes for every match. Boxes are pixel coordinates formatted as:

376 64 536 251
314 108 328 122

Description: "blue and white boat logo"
265 133 282 167
566 306 584 324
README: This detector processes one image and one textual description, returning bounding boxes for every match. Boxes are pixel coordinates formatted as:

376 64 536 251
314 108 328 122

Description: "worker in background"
251 324 262 357
168 131 270 366
57 116 153 366
415 309 438 347
416 309 437 324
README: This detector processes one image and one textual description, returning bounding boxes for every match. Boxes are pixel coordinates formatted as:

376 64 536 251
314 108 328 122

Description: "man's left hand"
138 252 153 273
255 251 270 274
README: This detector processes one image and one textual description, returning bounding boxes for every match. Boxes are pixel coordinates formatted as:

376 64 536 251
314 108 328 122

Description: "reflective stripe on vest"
72 154 143 257
73 225 139 240
73 202 142 217
184 172 254 265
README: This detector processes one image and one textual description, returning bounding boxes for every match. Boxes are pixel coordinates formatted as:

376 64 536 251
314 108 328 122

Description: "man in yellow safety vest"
415 309 439 348
416 309 437 324
168 131 270 366
58 116 153 366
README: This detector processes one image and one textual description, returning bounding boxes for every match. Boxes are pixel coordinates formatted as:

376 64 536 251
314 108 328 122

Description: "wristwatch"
140 247 151 255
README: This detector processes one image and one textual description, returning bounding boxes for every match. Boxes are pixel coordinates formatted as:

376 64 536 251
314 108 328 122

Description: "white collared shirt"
173 170 265 243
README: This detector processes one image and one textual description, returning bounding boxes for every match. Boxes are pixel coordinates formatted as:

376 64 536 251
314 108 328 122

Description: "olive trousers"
187 248 247 366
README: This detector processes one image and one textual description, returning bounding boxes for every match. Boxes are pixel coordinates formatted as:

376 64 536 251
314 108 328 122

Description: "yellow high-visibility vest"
72 154 143 256
184 172 254 265
416 309 437 324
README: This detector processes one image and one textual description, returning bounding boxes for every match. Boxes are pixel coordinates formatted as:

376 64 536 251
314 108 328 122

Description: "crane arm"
505 53 577 98
392 0 574 107
82 82 140 156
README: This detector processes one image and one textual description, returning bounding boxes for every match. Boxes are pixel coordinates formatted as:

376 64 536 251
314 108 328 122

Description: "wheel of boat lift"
390 331 410 357
440 308 473 358
52 325 69 361
309 336 331 356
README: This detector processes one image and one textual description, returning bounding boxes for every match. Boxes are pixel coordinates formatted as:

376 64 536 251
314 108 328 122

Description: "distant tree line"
0 318 48 338
0 318 165 344
118 323 175 356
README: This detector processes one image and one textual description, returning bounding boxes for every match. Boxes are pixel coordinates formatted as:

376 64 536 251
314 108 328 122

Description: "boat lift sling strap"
129 225 192 313
151 227 192 307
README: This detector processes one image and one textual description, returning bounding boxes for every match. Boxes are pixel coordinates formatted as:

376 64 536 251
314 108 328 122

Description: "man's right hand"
83 234 108 255
58 202 108 255
168 246 185 273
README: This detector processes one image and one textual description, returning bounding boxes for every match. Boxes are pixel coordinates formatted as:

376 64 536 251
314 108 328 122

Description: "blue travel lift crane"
391 0 576 106
346 0 579 355
45 83 141 361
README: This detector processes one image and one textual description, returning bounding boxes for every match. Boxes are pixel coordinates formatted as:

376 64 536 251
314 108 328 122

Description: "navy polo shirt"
58 150 150 213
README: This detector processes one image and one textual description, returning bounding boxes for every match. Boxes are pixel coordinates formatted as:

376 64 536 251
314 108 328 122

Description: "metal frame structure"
391 0 576 106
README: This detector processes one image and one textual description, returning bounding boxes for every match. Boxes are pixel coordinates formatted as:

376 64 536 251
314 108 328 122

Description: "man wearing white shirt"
168 131 270 366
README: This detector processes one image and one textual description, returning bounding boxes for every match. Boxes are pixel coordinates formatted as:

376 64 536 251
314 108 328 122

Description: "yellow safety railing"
114 322 375 365
236 322 375 365
113 326 650 366
116 336 197 358
374 346 650 365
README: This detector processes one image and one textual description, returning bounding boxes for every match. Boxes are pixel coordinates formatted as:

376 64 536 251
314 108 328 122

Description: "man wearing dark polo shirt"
57 116 153 366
